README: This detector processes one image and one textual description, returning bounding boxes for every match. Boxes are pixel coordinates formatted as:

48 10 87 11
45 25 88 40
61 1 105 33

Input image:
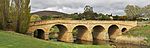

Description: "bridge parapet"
29 20 137 27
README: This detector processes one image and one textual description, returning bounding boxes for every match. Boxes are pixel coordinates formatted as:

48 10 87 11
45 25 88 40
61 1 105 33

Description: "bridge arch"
49 24 68 41
72 25 92 42
92 25 106 44
108 25 120 39
34 29 45 39
92 25 105 40
121 28 127 32
49 24 68 33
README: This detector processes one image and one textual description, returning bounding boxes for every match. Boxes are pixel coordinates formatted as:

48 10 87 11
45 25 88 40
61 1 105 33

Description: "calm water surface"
50 39 150 48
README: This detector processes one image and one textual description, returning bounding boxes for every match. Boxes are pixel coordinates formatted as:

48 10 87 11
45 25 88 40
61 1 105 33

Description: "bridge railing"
29 20 137 27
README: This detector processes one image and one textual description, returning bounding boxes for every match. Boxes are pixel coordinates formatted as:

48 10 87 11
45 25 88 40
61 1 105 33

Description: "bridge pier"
77 31 93 42
44 32 49 40
58 32 73 42
109 29 122 39
93 30 109 41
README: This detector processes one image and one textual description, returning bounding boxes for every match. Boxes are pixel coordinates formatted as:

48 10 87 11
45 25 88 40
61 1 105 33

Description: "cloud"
31 0 150 15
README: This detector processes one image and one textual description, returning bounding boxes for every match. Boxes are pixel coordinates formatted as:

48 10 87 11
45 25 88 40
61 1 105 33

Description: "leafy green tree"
101 15 110 20
7 0 18 31
84 5 93 13
15 0 31 33
97 13 104 20
113 15 119 20
75 13 85 20
93 13 99 20
30 14 41 22
41 16 53 20
82 5 99 20
71 13 80 20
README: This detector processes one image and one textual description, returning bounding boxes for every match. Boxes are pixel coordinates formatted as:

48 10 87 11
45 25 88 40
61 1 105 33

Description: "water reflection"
111 43 150 48
49 38 150 48
93 39 109 45
74 39 150 48
74 39 93 45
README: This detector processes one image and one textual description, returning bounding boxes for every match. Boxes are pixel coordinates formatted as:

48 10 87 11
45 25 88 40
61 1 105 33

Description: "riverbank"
123 25 150 44
0 30 111 48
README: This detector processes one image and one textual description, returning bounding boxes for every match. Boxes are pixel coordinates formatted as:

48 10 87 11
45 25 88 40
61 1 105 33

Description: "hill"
31 11 70 18
0 30 111 48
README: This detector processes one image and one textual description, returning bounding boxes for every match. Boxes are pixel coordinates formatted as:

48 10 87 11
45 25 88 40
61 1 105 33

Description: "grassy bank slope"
123 25 150 43
0 30 111 48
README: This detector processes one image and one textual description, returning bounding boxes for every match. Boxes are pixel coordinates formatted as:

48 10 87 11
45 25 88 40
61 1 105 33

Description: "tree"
101 14 111 20
16 0 31 33
119 16 128 20
7 0 18 31
125 5 142 20
0 0 4 29
0 0 30 33
142 5 150 18
71 13 80 20
30 14 41 22
78 13 85 20
82 5 99 20
41 16 53 20
113 15 119 20
0 0 10 30
93 13 98 20
84 5 93 13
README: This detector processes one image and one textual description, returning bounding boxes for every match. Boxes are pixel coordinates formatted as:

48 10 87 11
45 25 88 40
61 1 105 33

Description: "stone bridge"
27 20 137 42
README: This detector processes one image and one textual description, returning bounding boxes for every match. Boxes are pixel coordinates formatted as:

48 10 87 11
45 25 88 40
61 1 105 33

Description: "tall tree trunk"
0 0 10 30
0 0 4 29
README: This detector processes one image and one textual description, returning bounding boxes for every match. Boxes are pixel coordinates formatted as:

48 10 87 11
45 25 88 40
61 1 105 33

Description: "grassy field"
0 30 111 48
123 25 150 43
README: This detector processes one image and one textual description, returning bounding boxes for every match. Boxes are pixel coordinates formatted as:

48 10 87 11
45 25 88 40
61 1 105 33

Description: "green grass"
123 25 150 43
0 30 111 48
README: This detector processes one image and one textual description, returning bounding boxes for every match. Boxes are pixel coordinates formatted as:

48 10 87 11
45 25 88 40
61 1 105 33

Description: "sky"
31 0 150 15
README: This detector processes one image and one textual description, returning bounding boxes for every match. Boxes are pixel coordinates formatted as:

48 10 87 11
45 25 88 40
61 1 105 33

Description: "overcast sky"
31 0 150 15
